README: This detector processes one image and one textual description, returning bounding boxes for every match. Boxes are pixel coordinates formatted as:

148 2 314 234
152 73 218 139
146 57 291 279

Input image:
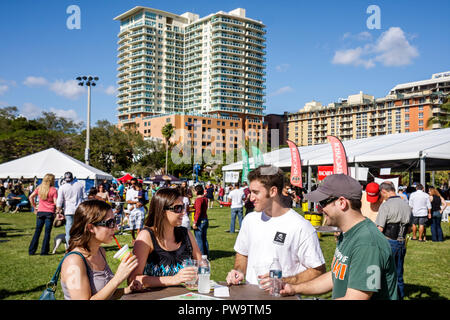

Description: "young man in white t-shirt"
227 184 245 233
226 165 326 288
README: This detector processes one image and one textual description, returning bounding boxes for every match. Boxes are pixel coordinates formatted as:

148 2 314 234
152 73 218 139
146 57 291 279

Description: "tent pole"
307 165 312 211
432 171 435 187
420 152 426 186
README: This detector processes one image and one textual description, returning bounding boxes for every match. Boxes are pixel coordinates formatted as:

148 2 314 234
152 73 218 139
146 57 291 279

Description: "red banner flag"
327 136 348 175
286 139 303 187
318 166 334 181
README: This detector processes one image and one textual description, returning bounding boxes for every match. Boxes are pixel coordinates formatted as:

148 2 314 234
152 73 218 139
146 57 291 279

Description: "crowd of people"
1 169 449 300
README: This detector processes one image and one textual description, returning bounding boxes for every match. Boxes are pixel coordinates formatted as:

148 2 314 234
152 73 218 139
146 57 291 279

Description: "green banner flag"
251 145 264 168
241 148 250 184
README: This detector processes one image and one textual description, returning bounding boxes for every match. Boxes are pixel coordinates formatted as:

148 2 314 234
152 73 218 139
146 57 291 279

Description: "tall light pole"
76 76 99 165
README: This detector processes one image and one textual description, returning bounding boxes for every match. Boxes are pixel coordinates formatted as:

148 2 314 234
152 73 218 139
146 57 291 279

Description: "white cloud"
49 79 85 100
342 31 372 41
105 85 117 95
333 27 418 68
0 85 8 95
275 64 290 72
270 86 294 97
20 102 82 122
374 27 419 66
49 107 81 122
332 47 375 69
23 76 49 87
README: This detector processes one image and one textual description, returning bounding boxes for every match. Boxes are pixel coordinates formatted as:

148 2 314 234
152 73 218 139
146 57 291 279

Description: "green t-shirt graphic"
331 218 398 300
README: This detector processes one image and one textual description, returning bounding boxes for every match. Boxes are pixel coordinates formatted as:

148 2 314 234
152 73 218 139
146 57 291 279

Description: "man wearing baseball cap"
56 171 85 244
361 182 383 223
280 174 398 300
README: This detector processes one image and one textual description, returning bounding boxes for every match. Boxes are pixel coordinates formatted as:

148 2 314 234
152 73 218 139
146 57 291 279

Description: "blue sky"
0 0 449 126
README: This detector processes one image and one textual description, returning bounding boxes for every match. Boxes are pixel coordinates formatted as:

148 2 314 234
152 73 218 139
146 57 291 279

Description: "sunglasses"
318 197 338 209
164 204 184 214
94 218 117 229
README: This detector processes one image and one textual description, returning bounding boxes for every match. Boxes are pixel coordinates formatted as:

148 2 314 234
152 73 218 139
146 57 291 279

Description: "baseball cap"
305 174 362 202
365 182 380 203
64 172 73 182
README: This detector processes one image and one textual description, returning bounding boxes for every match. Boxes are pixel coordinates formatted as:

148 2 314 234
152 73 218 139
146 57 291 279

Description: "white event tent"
222 128 450 187
0 148 113 189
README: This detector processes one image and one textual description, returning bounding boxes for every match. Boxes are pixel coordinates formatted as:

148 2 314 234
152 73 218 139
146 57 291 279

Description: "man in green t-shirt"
280 174 398 300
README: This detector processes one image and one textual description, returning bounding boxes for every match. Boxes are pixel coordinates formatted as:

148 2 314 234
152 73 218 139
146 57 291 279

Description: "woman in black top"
205 184 215 209
428 187 447 242
128 188 202 288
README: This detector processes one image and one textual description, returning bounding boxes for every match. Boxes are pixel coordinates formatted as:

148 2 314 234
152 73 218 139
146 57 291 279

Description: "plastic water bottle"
198 255 211 294
269 258 282 297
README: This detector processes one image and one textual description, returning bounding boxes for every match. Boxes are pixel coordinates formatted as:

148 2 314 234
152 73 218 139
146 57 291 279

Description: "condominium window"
419 112 423 119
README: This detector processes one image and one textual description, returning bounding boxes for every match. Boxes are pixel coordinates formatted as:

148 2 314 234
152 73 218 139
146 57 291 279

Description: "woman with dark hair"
96 184 110 203
128 188 202 288
60 200 141 299
428 187 447 242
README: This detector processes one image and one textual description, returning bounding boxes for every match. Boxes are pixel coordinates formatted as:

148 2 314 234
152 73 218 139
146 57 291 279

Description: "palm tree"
427 95 450 129
161 123 174 174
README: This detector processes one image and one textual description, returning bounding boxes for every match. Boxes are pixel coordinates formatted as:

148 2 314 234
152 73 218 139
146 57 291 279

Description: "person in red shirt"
193 185 209 256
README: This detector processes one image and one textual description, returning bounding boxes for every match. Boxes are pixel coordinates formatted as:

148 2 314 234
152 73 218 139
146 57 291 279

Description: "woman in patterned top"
128 188 202 288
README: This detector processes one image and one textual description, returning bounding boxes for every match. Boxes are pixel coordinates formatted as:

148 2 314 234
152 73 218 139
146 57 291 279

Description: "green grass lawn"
0 204 449 300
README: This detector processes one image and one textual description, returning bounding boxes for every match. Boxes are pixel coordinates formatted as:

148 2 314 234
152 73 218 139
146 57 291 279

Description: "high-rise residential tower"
114 6 266 134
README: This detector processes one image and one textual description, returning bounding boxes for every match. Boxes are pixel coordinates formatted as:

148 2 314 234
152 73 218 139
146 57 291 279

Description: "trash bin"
301 201 309 213
309 213 323 238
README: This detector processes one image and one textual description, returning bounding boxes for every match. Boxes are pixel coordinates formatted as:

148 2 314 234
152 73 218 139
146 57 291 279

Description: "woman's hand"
115 254 139 284
173 266 197 285
124 279 144 294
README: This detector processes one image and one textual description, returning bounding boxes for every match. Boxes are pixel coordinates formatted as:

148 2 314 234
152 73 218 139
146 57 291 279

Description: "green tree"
36 111 83 134
0 107 83 163
81 120 141 175
161 123 174 174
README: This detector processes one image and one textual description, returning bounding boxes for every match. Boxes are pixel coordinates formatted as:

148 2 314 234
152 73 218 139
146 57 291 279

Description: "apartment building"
264 113 288 147
133 112 266 162
287 79 447 146
114 6 266 138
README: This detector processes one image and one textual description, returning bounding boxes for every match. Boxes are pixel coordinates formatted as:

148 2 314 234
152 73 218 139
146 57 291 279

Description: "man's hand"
226 269 244 285
280 283 296 296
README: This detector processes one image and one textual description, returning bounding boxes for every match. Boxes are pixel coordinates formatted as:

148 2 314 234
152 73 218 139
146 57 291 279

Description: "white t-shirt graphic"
234 209 325 284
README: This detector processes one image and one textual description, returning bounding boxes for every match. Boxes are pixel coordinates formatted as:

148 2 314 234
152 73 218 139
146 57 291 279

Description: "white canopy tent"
0 148 113 182
222 128 450 188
